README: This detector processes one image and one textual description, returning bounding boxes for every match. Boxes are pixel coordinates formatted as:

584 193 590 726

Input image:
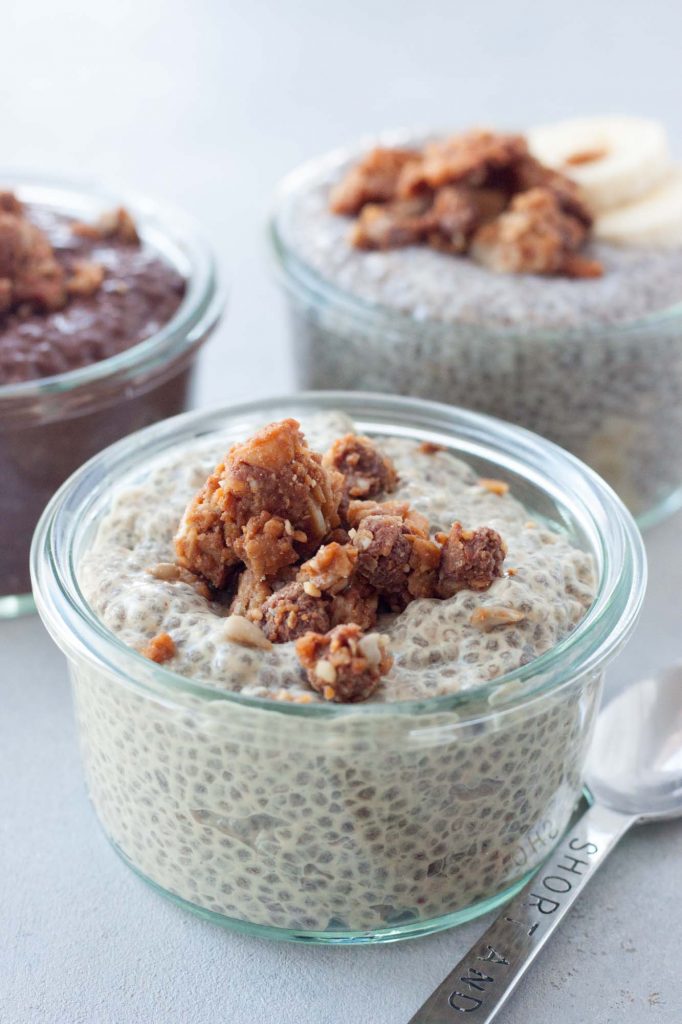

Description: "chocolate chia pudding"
0 177 220 614
30 395 643 942
271 118 682 523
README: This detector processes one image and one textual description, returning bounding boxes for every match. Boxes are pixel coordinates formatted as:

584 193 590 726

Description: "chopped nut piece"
142 632 176 663
175 419 343 589
418 441 446 455
470 606 526 632
330 147 420 215
297 542 358 595
224 614 272 650
564 147 608 167
261 582 331 644
296 623 392 702
66 260 105 298
147 562 212 600
478 477 510 496
471 187 600 278
73 206 140 245
324 433 398 501
437 522 507 598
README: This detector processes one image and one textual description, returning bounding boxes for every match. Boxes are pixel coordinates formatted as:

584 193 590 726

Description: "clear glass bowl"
0 172 223 618
269 136 682 528
31 392 646 944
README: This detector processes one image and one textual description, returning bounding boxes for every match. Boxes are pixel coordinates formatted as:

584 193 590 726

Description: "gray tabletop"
3 1 682 1020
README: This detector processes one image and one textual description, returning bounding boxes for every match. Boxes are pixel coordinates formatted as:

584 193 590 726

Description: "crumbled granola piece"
346 499 429 538
330 147 420 215
323 433 398 500
470 606 526 632
323 526 352 546
0 191 22 214
512 155 593 227
437 522 507 598
223 614 272 650
351 510 438 604
0 210 67 313
297 542 358 595
0 278 11 313
333 129 599 279
425 185 508 253
296 623 392 702
350 197 431 250
329 579 379 631
261 582 331 643
404 533 442 602
352 514 412 593
175 419 343 589
398 130 529 196
418 441 446 455
229 567 273 622
142 632 176 663
478 477 510 496
66 260 105 298
73 206 140 245
233 512 303 581
471 187 600 278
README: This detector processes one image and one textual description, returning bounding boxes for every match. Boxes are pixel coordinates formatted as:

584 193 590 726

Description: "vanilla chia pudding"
63 408 609 937
272 117 682 522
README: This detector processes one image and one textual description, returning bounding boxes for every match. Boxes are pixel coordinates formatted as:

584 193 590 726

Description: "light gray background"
2 1 681 1021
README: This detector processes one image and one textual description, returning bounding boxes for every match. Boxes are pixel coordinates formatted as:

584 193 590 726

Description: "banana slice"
595 168 682 247
528 116 671 213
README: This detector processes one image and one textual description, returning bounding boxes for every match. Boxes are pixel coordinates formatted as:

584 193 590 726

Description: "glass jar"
269 137 682 528
32 392 646 944
0 173 222 617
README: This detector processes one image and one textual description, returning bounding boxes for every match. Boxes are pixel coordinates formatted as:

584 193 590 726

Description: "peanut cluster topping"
329 130 602 278
0 192 136 317
172 421 509 701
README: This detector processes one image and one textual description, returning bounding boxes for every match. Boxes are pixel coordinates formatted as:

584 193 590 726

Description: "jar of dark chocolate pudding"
0 174 222 617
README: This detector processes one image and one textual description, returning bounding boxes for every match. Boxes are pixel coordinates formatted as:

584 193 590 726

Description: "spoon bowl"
587 666 682 821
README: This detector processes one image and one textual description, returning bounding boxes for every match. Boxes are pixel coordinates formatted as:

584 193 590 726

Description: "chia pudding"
32 393 646 943
0 178 220 612
271 118 682 523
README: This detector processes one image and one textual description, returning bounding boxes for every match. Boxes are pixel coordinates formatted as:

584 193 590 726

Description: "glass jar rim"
31 391 647 720
0 171 223 410
268 130 682 341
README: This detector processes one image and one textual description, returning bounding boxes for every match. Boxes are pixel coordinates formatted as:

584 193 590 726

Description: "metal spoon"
408 666 682 1022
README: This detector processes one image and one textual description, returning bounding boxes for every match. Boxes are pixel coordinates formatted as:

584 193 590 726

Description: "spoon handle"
408 802 635 1023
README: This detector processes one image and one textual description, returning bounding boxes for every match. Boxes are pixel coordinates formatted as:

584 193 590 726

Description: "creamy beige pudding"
68 411 603 935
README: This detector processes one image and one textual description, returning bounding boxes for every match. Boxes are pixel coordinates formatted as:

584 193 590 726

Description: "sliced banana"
595 168 682 247
528 116 671 213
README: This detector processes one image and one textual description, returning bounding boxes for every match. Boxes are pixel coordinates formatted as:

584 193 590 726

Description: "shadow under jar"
31 393 645 944
0 174 222 617
270 135 682 528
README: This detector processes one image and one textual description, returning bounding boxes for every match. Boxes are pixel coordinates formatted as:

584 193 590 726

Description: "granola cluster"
173 420 507 701
329 130 602 278
0 192 137 317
